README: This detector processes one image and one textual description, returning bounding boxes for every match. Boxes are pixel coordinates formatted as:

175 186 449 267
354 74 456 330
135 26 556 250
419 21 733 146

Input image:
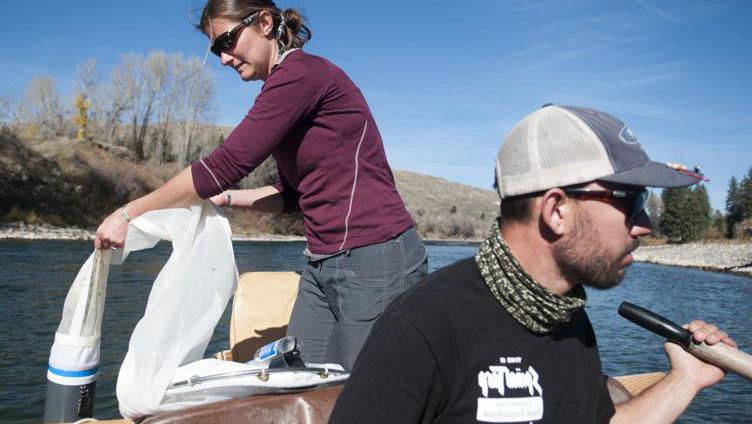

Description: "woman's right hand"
94 208 130 250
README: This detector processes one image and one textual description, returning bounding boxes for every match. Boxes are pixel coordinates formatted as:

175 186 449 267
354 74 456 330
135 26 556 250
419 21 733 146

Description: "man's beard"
554 210 640 290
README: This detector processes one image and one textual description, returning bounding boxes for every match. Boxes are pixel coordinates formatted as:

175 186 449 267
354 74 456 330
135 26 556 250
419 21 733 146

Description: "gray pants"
287 227 428 371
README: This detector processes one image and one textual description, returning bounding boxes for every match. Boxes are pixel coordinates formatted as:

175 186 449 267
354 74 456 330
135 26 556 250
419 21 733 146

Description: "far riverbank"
633 242 752 276
0 222 305 242
0 222 479 244
2 222 750 277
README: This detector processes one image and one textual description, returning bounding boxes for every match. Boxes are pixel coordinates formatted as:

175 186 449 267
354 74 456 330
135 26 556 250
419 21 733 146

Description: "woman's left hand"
210 191 231 207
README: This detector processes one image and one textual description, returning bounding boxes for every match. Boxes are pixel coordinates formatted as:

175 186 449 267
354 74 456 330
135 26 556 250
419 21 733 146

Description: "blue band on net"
48 365 98 378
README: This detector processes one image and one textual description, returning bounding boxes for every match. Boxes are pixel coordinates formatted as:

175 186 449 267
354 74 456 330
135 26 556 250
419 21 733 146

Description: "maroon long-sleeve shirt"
192 50 414 254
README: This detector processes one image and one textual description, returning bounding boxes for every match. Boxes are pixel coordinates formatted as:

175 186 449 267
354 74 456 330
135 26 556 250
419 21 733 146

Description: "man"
329 104 736 423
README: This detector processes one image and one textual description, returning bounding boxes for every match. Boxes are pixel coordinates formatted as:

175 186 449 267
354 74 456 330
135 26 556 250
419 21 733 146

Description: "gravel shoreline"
633 243 752 277
0 222 305 242
2 223 750 277
0 222 95 240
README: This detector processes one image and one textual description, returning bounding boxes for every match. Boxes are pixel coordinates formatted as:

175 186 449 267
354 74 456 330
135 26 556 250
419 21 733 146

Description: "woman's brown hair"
197 0 312 50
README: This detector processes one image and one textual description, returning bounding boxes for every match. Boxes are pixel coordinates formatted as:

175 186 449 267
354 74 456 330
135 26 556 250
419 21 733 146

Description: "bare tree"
141 51 169 161
96 83 129 145
172 55 215 168
115 53 147 156
76 59 100 101
110 52 171 159
24 75 65 138
9 90 24 133
151 54 179 163
102 60 133 145
0 90 15 129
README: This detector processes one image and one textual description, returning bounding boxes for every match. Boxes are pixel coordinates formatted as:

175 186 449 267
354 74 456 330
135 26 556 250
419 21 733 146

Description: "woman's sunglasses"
563 188 649 223
210 12 259 57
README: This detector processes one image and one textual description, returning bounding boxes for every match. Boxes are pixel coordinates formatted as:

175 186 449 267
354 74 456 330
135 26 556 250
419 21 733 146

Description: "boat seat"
215 271 300 363
608 372 665 404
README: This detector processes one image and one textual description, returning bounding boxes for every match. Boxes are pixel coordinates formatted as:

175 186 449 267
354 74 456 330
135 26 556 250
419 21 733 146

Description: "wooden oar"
618 302 752 382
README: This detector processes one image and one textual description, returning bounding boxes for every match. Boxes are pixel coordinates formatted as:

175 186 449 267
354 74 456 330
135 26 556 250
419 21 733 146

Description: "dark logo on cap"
619 126 638 144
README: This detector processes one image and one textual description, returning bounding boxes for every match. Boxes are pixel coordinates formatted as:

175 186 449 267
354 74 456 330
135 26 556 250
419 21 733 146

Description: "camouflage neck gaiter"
474 220 586 334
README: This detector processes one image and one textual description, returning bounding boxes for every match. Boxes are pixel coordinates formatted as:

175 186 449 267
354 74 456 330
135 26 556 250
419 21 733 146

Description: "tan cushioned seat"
228 272 300 363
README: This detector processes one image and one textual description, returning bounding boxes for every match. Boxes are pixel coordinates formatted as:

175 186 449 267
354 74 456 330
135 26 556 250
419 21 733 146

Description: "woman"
95 0 427 371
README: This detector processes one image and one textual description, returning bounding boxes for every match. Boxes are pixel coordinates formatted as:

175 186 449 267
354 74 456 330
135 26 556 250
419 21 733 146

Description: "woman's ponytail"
277 8 312 50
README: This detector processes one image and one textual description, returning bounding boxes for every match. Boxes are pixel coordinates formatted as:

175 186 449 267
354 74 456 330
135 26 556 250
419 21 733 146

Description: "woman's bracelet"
121 205 132 222
225 192 232 206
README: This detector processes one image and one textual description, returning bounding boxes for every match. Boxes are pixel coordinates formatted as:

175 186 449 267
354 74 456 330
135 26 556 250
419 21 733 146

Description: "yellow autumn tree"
73 93 89 141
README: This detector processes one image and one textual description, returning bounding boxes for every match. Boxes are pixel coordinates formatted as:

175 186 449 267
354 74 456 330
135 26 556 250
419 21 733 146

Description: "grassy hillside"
0 131 171 227
394 171 497 239
0 134 498 239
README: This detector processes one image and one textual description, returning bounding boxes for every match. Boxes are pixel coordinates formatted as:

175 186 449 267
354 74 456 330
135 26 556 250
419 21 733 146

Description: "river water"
0 240 750 423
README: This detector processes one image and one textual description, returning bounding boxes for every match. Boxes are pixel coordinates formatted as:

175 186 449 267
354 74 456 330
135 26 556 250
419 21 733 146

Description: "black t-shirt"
330 258 615 424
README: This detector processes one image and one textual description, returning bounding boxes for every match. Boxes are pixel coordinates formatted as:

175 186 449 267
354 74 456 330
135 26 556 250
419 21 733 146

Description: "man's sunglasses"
210 12 259 57
563 188 648 223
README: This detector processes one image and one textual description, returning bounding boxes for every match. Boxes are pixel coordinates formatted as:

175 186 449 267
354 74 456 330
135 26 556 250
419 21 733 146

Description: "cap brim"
598 161 701 188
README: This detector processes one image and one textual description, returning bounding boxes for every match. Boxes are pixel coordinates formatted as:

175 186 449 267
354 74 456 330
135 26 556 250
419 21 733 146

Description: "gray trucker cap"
495 104 702 198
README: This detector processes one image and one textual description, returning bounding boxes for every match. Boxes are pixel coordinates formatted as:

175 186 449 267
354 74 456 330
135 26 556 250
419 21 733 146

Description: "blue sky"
2 0 750 211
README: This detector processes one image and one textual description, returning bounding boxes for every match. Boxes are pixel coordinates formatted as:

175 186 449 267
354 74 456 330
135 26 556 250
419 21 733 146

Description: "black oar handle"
618 302 693 349
619 301 752 382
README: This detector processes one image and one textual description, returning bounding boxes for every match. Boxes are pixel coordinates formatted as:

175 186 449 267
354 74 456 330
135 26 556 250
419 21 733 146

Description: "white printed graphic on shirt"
476 356 543 423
